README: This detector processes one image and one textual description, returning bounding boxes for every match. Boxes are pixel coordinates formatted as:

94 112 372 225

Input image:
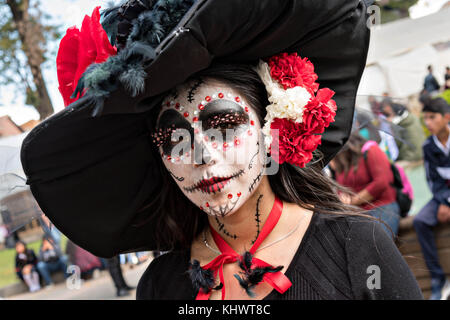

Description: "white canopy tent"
0 132 28 177
358 7 450 98
0 132 38 238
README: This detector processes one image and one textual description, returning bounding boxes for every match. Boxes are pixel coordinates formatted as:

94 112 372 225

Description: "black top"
136 213 423 300
39 248 60 263
15 249 38 273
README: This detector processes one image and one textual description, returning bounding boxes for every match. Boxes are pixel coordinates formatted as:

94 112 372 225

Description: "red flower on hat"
270 118 322 167
267 52 319 94
57 6 117 107
303 88 337 134
257 52 338 168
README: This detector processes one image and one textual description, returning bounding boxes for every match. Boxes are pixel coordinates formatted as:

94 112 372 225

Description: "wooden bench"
396 215 450 299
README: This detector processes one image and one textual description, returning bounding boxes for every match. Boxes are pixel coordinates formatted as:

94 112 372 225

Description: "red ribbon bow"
196 197 292 300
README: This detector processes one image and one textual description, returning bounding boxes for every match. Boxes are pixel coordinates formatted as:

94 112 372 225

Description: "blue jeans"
36 255 69 285
413 199 446 282
369 202 401 237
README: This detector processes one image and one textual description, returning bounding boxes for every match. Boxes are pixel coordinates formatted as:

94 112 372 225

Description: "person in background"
444 66 450 90
36 236 69 288
106 255 135 297
0 224 7 245
368 95 382 116
356 111 381 143
39 214 62 250
120 253 139 266
413 97 450 300
135 251 150 263
380 98 426 164
376 112 400 161
65 239 103 279
120 252 150 266
330 133 400 236
424 65 441 94
15 240 41 292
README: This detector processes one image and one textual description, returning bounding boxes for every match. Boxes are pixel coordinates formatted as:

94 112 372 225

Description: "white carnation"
266 86 310 123
255 60 312 152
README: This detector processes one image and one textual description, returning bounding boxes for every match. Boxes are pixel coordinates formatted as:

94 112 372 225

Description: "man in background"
424 65 440 94
413 97 450 300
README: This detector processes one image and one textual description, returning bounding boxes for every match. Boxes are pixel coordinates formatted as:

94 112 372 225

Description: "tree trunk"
6 0 54 120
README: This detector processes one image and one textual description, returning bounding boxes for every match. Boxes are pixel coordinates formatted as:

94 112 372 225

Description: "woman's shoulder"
313 211 392 240
278 212 380 299
138 250 190 280
309 212 423 299
308 211 398 254
311 212 373 239
137 250 193 300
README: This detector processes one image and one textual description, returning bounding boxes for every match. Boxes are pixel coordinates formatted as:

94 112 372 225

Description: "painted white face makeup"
154 79 266 218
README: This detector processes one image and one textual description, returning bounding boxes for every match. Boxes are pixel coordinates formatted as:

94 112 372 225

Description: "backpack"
362 141 413 217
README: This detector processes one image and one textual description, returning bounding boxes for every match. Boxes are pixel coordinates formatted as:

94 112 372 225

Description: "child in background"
414 97 450 300
15 241 41 292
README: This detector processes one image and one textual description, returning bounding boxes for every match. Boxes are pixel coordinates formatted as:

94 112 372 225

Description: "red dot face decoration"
155 79 267 218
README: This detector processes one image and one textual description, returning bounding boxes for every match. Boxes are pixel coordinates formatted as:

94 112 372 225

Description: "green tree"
378 0 419 23
0 0 61 120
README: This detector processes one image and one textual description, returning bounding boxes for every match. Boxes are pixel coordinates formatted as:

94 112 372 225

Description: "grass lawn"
0 236 67 288
405 165 432 215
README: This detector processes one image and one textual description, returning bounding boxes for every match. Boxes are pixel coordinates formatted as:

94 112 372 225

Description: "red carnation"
268 52 319 95
270 118 322 168
303 88 337 135
57 6 117 107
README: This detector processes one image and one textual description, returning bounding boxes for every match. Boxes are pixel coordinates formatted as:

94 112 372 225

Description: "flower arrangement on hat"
256 52 337 168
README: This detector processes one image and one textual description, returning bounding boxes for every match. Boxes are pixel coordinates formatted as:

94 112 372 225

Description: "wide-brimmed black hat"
21 0 372 257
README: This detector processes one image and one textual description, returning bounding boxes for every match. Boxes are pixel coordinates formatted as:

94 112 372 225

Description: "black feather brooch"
188 259 223 294
234 251 283 297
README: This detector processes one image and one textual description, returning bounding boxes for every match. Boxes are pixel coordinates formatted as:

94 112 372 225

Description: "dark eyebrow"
199 99 247 121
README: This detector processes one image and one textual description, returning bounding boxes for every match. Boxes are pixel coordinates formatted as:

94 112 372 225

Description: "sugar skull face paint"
154 79 266 217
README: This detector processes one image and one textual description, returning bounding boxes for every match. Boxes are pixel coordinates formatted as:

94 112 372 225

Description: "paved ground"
7 259 151 300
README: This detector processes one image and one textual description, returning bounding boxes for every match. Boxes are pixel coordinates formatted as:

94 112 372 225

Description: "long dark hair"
332 133 366 175
143 63 367 251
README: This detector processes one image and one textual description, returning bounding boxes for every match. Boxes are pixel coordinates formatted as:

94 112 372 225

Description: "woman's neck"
208 176 276 253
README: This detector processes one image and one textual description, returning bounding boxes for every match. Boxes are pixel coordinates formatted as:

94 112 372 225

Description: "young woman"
15 241 41 292
330 133 401 236
136 64 421 300
20 0 422 300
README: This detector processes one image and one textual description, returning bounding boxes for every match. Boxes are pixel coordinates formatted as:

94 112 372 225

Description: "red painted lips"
195 176 233 193
184 169 245 194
